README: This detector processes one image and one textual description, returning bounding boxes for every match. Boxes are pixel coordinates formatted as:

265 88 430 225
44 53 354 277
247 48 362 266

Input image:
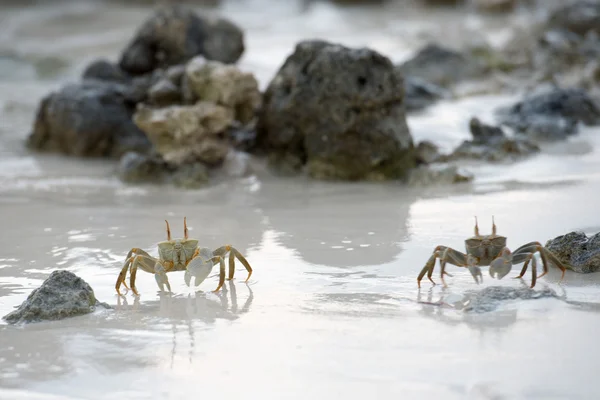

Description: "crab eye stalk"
474 216 480 236
492 215 497 235
184 216 188 240
165 220 171 241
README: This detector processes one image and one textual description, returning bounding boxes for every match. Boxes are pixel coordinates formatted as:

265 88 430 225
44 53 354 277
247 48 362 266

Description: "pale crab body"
116 218 253 296
417 217 566 289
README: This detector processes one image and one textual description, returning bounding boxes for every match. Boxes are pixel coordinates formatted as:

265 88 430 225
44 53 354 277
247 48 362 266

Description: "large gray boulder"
3 270 110 324
545 231 600 273
27 80 151 157
257 40 416 181
119 5 245 76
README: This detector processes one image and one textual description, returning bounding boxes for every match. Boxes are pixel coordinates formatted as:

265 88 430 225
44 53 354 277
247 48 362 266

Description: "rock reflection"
416 283 600 332
256 179 417 267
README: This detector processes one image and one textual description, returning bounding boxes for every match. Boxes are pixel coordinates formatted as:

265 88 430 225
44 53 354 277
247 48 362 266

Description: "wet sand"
1 1 600 399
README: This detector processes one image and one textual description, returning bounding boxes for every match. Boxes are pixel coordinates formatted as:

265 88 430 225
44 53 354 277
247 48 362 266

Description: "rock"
117 151 210 188
407 164 473 186
463 286 558 313
469 116 504 142
117 151 170 184
221 150 251 178
472 0 517 13
545 231 600 273
397 43 488 88
82 59 130 83
147 78 181 106
257 40 416 181
547 1 600 37
448 117 539 161
165 64 186 86
119 5 244 76
415 140 441 164
497 88 600 140
3 270 110 324
27 80 151 158
171 161 209 189
133 101 233 165
403 76 447 112
227 120 257 152
184 57 261 123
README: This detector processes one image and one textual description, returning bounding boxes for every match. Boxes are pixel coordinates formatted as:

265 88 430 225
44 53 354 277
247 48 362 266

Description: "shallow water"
1 1 600 399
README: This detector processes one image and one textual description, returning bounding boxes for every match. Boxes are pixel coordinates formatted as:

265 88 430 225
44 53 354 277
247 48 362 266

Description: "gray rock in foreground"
545 231 600 273
463 286 558 313
3 270 110 324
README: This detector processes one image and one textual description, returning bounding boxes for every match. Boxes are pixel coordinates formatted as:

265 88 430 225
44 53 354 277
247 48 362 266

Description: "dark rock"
469 116 504 142
257 40 416 181
397 44 488 87
147 78 181 106
165 64 186 86
547 1 600 37
82 59 130 83
415 140 441 164
545 231 600 273
472 0 516 13
407 164 473 186
403 76 447 111
463 286 558 313
3 270 110 324
171 162 209 188
497 88 600 140
448 117 539 161
119 5 244 76
227 120 257 152
117 151 170 184
27 80 151 158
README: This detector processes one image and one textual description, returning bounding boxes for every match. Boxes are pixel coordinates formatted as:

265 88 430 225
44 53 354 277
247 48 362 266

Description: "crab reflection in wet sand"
116 217 253 296
417 217 567 289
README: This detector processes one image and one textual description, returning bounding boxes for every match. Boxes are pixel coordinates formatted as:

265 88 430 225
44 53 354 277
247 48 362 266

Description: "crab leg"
211 255 227 292
417 246 444 288
213 245 253 282
127 253 160 296
512 241 566 283
116 248 155 295
440 248 477 286
417 246 472 288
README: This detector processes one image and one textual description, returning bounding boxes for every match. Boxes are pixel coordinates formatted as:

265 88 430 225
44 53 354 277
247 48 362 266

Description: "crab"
417 216 566 289
115 217 253 296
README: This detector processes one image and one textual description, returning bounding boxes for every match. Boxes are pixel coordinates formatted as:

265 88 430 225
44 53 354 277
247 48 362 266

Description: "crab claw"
489 248 513 280
468 266 483 284
186 248 214 287
154 263 172 292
